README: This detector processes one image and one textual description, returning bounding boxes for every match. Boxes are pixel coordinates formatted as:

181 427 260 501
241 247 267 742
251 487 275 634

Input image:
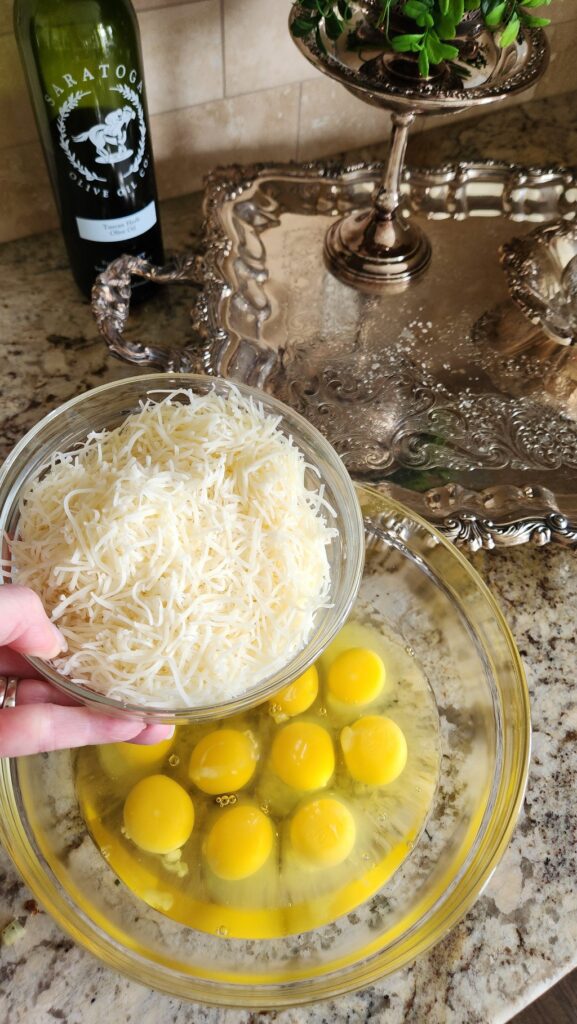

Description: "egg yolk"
123 775 195 855
328 648 385 705
189 729 257 795
290 798 356 868
341 716 407 785
99 736 174 777
204 805 274 881
271 665 319 719
271 722 334 791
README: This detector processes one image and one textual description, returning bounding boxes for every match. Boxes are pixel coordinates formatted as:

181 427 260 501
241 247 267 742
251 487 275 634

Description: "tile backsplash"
1 0 576 244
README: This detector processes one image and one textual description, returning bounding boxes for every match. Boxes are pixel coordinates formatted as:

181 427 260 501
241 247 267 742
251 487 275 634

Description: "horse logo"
72 106 136 165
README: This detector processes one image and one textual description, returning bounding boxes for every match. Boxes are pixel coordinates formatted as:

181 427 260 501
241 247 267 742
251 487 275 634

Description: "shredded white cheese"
9 387 336 708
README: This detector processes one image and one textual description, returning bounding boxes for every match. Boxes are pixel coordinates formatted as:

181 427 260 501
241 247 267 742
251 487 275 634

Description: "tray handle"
91 253 204 370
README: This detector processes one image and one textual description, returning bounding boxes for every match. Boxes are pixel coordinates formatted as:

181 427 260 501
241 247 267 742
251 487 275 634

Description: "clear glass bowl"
0 373 364 722
0 487 529 1007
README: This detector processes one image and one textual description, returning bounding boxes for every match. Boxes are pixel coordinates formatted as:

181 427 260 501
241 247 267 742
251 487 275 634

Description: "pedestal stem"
322 107 430 291
375 112 415 217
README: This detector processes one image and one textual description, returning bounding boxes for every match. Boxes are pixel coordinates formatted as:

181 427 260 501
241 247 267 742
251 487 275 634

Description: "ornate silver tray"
93 159 577 550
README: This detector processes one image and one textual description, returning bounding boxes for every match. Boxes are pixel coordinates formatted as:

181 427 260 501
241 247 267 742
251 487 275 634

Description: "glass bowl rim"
0 372 365 722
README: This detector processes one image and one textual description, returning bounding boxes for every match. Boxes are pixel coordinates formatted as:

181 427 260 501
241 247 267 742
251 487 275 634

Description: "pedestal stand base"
323 207 431 292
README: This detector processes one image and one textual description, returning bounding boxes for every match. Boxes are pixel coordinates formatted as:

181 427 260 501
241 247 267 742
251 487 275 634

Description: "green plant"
291 0 554 76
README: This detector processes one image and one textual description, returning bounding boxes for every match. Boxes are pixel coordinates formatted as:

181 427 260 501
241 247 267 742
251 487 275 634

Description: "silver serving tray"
92 159 577 550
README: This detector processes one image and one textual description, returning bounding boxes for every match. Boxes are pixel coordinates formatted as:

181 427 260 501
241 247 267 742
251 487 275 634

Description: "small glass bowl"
0 373 364 723
0 487 529 1006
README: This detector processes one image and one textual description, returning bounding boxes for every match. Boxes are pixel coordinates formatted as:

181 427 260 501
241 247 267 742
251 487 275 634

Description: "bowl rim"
0 486 530 1007
0 372 365 721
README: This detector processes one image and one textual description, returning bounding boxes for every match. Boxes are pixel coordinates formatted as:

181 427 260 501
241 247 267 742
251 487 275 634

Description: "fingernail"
106 718 145 738
144 724 175 740
48 623 67 656
131 723 175 745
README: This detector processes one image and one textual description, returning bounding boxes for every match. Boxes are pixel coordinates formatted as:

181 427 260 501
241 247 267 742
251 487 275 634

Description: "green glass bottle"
14 0 164 298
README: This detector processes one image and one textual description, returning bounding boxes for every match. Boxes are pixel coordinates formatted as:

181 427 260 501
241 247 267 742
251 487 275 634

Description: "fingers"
0 704 173 758
0 649 32 677
4 680 175 754
0 586 65 658
14 679 80 707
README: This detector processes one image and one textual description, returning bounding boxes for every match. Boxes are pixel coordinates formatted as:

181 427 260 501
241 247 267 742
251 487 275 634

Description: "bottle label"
76 200 157 242
45 64 152 201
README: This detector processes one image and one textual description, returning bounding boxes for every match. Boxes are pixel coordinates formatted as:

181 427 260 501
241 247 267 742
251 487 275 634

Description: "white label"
76 201 157 242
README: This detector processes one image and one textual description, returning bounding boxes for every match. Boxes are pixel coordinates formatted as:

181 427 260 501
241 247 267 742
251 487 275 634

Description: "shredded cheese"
9 388 336 708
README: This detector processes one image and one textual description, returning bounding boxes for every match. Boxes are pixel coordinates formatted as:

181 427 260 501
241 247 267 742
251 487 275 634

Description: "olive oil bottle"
14 0 164 297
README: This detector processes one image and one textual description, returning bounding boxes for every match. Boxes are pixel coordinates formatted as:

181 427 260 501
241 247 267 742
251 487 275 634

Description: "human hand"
0 586 173 757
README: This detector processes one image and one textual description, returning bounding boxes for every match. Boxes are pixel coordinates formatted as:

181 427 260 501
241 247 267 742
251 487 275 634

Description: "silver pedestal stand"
290 1 548 292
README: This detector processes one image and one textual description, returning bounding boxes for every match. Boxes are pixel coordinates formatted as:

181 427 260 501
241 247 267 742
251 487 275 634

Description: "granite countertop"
1 92 577 1024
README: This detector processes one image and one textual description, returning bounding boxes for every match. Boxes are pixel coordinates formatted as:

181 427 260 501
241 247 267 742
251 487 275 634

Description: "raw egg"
123 774 194 855
76 617 441 940
271 722 334 791
290 798 356 868
327 647 385 705
99 736 174 778
204 805 274 881
270 665 319 720
341 716 407 785
189 728 257 795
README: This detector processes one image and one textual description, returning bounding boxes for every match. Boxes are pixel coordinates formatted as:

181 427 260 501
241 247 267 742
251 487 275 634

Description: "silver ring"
0 676 18 710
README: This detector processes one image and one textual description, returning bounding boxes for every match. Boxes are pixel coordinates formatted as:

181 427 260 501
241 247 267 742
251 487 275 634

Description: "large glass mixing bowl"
0 487 529 1007
0 373 364 722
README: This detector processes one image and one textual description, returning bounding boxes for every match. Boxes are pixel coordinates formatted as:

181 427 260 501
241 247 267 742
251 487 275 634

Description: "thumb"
0 703 159 758
0 586 65 658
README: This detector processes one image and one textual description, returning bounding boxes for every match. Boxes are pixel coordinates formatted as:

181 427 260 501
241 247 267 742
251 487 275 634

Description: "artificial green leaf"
485 1 507 25
436 13 458 37
450 0 465 21
425 31 445 61
520 0 551 6
419 45 430 75
426 31 459 61
438 40 459 57
291 16 317 37
325 10 344 39
403 0 428 16
391 32 425 51
439 0 450 12
464 0 480 8
521 13 551 24
499 13 521 45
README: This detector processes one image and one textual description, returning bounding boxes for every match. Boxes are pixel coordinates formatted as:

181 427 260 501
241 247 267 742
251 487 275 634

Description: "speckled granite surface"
1 91 577 1024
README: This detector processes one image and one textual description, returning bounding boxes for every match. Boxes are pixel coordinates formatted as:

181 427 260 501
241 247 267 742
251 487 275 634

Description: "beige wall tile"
0 141 57 244
0 33 37 150
134 0 207 9
298 76 393 161
0 0 11 35
533 19 577 97
549 1 577 25
139 0 222 115
151 83 300 197
224 0 318 96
